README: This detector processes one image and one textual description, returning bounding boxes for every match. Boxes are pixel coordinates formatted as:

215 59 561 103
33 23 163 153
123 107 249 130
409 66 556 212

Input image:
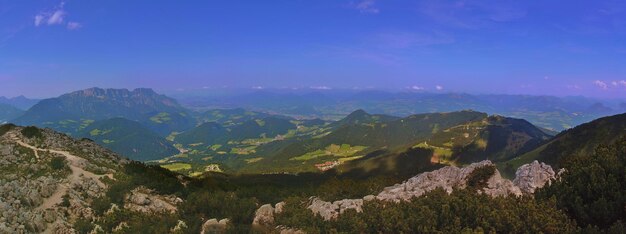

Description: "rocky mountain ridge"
253 160 559 229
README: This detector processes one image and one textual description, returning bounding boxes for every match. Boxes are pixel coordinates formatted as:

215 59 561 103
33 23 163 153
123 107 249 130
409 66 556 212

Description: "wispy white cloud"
615 80 626 87
353 0 379 14
251 86 264 90
67 22 82 30
566 84 581 90
376 31 455 48
409 85 424 90
435 85 444 90
47 10 65 25
34 15 45 26
594 80 608 89
310 86 332 90
33 2 81 30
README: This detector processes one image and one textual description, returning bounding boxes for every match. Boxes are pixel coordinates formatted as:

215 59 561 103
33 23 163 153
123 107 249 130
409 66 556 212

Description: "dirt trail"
11 136 111 210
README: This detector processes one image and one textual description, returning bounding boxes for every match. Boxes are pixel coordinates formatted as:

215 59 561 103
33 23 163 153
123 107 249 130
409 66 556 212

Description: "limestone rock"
513 160 556 194
303 160 557 221
308 197 363 220
275 201 286 214
252 204 275 226
123 187 181 213
201 218 229 234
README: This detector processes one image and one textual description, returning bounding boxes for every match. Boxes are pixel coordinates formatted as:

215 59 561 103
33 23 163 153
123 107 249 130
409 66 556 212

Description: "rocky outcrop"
377 161 520 202
201 218 229 234
252 202 286 228
124 187 182 213
303 160 559 220
308 198 363 220
513 160 557 194
0 127 123 233
252 204 275 227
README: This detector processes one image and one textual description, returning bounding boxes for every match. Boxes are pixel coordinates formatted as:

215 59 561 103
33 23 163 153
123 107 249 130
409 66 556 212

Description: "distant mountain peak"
347 109 370 117
70 87 158 97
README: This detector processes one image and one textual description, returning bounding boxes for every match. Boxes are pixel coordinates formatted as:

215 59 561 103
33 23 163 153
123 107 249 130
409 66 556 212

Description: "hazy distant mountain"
77 118 179 161
177 90 622 131
0 103 24 123
0 95 40 110
327 109 399 128
13 88 195 136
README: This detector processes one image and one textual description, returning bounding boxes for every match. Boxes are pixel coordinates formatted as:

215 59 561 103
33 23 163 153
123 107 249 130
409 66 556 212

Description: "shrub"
466 165 496 190
0 124 15 136
49 156 67 170
21 126 42 139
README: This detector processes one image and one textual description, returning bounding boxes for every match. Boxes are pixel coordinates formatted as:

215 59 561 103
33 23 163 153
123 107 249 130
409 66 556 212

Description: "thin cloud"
610 80 626 87
353 0 379 14
411 85 424 90
593 80 608 89
435 85 444 90
418 0 527 29
310 86 332 90
34 15 45 26
67 22 82 30
34 2 82 30
376 31 455 48
47 10 65 25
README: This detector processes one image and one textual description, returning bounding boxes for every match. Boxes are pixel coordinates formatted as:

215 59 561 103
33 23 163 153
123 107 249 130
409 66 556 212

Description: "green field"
160 163 192 171
292 144 367 161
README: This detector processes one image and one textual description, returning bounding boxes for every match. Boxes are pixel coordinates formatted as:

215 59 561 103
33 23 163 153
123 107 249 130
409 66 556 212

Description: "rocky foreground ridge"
0 125 130 233
254 160 560 229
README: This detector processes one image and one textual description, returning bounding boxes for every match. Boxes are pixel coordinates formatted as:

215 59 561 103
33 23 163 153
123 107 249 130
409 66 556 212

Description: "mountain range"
175 90 624 131
1 108 624 232
0 87 624 176
13 88 194 136
0 95 40 110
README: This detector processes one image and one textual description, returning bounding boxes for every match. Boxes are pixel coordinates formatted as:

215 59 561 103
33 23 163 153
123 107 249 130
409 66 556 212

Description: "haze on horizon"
1 0 625 98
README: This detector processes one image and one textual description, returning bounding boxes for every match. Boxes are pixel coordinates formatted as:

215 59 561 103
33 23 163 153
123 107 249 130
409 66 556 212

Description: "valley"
1 87 625 233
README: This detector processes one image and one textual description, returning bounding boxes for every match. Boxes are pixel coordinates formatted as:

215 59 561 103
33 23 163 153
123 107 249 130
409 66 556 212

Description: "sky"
0 0 625 98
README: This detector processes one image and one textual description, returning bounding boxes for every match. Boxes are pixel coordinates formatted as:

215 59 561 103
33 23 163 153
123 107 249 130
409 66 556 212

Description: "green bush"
49 156 66 170
74 218 94 234
21 126 42 139
0 124 15 136
466 164 496 190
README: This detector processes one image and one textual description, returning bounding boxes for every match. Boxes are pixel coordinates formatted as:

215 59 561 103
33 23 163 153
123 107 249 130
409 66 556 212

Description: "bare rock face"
483 169 522 197
124 187 182 213
513 160 556 194
377 160 521 202
201 218 229 234
308 198 364 220
302 160 557 221
252 204 275 226
252 202 287 228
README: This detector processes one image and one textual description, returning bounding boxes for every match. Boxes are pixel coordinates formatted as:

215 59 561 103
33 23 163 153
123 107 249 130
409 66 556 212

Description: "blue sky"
1 0 625 98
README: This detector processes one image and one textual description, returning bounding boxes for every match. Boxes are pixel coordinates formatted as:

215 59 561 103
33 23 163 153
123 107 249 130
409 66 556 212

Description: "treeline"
85 161 401 233
274 138 626 233
83 137 626 233
536 137 626 232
